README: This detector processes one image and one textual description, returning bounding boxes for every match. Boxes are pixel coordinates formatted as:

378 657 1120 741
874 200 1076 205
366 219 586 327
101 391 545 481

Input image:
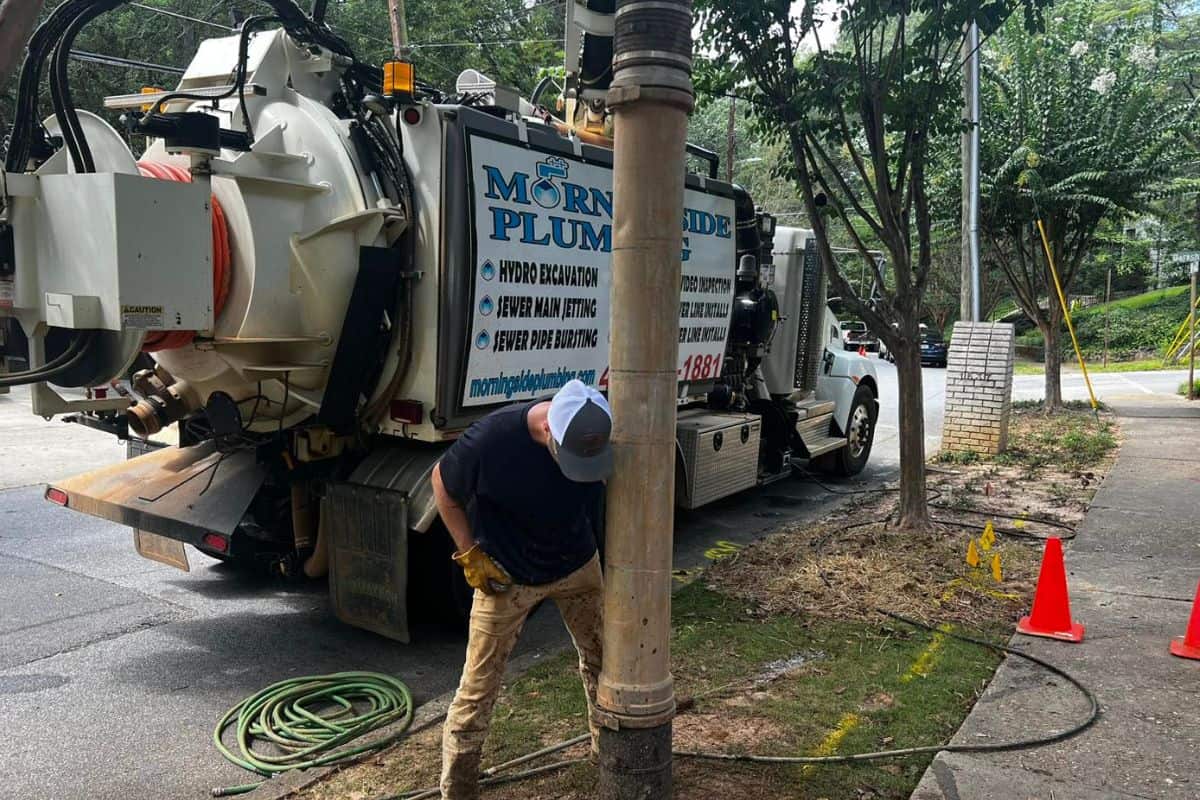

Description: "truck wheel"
822 384 876 476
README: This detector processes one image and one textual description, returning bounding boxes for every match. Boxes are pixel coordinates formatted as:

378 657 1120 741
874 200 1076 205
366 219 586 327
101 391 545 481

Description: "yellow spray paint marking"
966 538 981 568
980 521 996 551
991 553 1003 583
942 576 1018 603
800 712 862 776
900 623 953 684
940 578 964 603
704 540 743 561
1012 518 1026 530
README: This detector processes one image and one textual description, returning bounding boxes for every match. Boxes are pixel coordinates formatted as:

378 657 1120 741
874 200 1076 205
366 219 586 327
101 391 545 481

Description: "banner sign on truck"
462 134 736 407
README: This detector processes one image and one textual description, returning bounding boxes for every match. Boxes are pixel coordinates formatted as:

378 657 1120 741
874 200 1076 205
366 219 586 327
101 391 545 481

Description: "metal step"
787 394 836 420
796 411 835 440
801 434 846 459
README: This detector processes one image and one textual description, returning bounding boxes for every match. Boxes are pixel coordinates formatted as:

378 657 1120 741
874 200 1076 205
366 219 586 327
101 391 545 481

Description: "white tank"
136 30 407 432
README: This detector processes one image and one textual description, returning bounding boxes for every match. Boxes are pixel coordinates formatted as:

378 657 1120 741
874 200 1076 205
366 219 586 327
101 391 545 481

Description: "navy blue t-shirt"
437 402 602 585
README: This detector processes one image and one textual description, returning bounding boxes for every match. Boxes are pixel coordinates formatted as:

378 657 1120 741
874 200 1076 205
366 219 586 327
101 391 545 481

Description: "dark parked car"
839 320 879 352
920 329 948 367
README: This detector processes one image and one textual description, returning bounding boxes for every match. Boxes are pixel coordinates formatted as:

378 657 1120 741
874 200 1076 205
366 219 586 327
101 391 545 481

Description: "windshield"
841 322 866 332
921 331 944 343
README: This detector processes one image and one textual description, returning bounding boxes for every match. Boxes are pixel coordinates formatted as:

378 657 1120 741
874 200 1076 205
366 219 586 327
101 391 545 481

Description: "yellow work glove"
452 545 512 594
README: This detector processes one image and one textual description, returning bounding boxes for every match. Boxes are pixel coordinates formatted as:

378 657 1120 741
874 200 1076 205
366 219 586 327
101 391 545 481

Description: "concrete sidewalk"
912 397 1200 800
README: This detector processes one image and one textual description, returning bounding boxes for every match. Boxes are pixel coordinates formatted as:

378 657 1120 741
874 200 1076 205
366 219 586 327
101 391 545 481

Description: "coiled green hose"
212 671 414 797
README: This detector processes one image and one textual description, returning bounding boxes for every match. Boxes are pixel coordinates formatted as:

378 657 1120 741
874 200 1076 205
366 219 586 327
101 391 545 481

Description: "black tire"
819 384 877 476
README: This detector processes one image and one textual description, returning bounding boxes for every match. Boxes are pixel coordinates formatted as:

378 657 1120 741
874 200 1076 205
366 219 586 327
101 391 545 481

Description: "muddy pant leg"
441 586 537 800
550 555 604 753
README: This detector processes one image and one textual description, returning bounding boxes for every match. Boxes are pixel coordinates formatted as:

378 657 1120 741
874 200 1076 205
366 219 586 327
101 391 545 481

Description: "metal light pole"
961 20 982 322
597 0 693 797
1189 262 1197 400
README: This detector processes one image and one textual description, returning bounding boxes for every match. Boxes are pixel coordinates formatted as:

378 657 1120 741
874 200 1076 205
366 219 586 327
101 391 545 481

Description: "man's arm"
432 462 474 552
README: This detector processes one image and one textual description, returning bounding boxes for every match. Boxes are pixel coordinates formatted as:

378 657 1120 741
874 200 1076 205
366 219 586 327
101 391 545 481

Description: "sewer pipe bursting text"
463 135 737 406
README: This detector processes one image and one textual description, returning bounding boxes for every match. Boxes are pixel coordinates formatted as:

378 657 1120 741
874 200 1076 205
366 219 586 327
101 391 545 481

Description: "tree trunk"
0 0 45 86
1041 313 1063 412
892 339 931 532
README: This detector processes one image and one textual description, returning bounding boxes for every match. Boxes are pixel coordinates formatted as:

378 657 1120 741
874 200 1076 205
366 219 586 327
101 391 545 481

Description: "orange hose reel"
136 161 232 352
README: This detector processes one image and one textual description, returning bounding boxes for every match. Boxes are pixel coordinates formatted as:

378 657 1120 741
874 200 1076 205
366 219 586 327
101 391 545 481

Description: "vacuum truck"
0 1 878 641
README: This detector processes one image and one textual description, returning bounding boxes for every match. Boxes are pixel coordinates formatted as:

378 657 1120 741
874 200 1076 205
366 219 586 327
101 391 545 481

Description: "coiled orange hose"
136 161 232 351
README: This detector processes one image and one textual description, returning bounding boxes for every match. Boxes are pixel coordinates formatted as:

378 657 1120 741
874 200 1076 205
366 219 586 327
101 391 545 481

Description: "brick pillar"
941 321 1015 455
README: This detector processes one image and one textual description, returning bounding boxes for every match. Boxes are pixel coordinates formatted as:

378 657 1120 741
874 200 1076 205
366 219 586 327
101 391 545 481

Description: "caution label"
121 304 164 329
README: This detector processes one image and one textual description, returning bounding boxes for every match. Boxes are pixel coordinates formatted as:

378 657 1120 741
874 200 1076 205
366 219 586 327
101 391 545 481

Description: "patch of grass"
935 449 982 465
1015 357 1177 375
296 583 1005 800
501 584 1005 800
995 406 1115 471
1178 380 1200 397
1015 285 1192 360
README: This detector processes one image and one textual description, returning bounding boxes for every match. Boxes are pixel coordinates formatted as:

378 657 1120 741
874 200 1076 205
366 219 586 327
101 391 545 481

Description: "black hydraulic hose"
0 330 96 387
6 0 358 173
796 472 1072 541
52 0 122 173
385 612 1099 800
674 610 1099 763
151 14 276 115
6 0 88 170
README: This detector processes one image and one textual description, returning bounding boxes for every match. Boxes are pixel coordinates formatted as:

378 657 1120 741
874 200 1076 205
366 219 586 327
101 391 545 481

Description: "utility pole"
387 0 411 61
597 0 693 797
960 21 981 322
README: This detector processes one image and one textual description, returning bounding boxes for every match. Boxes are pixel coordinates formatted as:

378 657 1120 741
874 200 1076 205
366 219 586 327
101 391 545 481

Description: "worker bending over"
432 379 611 799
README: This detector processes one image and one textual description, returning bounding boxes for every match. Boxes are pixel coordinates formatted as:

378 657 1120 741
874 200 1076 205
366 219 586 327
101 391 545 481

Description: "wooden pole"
387 0 410 61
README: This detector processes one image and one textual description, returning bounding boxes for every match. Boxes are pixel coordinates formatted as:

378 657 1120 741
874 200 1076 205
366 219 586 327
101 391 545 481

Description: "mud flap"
325 482 410 643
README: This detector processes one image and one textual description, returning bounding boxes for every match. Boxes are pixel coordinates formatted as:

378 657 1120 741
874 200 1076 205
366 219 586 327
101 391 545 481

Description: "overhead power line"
130 2 233 31
411 37 564 49
70 49 186 74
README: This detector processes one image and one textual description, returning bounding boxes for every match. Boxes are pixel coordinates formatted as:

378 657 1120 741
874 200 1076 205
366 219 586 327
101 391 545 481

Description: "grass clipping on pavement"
293 405 1118 800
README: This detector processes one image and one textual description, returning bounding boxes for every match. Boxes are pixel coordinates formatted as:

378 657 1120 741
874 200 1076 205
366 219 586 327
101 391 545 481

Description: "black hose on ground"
796 472 1075 541
382 612 1099 798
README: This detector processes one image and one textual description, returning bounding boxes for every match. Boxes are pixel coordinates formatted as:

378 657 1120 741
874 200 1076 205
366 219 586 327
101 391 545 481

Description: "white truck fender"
816 345 880 434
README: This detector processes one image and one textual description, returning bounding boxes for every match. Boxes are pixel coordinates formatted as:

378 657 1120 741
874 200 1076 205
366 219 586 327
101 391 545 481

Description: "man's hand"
452 545 512 594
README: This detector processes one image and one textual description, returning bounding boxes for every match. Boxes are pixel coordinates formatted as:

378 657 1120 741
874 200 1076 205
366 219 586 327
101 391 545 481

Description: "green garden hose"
211 671 414 797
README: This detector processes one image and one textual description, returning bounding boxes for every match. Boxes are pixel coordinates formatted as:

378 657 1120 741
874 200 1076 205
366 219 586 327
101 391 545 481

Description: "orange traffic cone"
1016 537 1084 642
1169 578 1200 660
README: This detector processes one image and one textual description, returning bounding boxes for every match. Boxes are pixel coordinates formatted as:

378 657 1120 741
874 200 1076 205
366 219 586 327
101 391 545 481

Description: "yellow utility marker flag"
980 521 996 551
966 539 981 568
991 553 1003 583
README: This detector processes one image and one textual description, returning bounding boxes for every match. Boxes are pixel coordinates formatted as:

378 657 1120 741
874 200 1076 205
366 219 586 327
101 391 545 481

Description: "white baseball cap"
547 379 613 482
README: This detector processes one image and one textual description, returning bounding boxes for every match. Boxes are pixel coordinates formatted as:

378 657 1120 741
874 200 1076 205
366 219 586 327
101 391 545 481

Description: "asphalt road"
0 365 1185 800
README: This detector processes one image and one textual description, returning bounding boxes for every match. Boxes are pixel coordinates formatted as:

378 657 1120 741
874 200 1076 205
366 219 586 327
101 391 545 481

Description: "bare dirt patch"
707 405 1118 631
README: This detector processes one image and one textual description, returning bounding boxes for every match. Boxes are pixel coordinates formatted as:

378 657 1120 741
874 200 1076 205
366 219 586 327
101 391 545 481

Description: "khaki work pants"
440 554 603 800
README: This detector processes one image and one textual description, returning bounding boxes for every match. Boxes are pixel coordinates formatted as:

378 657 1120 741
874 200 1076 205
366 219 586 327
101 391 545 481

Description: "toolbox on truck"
676 411 761 509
